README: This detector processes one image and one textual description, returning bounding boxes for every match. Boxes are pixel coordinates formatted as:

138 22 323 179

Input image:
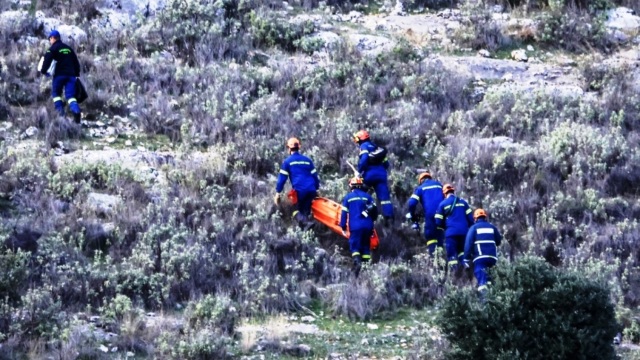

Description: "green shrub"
438 257 618 360
537 6 612 53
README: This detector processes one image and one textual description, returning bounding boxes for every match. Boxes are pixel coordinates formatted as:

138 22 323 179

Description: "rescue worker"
274 137 319 230
405 172 444 255
464 208 502 296
340 176 378 276
352 130 393 224
40 30 82 123
434 184 474 271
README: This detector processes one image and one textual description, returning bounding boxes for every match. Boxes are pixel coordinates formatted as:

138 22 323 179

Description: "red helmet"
287 137 301 150
418 172 432 184
442 184 455 195
349 176 364 188
473 208 488 221
352 130 370 143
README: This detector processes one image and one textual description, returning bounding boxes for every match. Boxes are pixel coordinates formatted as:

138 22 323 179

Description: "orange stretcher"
288 190 379 250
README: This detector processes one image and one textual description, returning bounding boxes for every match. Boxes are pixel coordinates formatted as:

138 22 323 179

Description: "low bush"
438 257 618 360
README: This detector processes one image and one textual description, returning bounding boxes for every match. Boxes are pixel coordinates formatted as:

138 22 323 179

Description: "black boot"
73 112 81 124
352 256 362 277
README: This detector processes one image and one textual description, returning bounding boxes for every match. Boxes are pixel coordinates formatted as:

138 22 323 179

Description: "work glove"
411 222 420 232
273 192 281 206
341 228 347 237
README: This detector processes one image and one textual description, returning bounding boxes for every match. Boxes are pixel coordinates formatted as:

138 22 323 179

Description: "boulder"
34 12 87 45
92 9 132 33
345 34 395 56
511 49 528 62
605 7 640 42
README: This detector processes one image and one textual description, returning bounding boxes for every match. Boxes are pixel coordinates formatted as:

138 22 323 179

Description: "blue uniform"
41 40 81 117
435 195 474 268
407 179 444 254
464 218 502 291
276 151 319 219
340 189 377 262
357 140 393 218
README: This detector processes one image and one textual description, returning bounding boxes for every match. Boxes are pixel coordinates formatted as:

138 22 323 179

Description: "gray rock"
345 34 394 56
23 126 39 138
511 49 528 62
605 7 640 42
34 12 87 44
56 24 87 44
92 9 131 33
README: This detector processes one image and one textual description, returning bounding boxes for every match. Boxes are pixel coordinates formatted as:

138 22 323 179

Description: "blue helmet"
48 30 60 39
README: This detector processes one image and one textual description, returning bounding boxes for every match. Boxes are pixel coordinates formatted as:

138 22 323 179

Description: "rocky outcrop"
605 7 640 43
35 11 87 44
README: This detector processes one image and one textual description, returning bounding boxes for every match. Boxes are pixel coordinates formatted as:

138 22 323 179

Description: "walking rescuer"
340 177 378 276
274 137 319 230
464 208 502 296
40 30 82 123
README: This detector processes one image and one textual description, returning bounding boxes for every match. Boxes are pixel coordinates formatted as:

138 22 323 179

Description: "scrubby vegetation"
1 0 640 357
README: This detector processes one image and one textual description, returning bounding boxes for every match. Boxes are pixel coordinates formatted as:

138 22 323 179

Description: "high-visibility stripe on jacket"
340 189 376 232
357 140 389 174
434 195 473 237
464 219 502 262
276 151 320 193
407 179 444 220
41 41 80 77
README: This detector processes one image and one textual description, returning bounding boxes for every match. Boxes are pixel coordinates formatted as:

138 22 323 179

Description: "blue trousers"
445 235 465 268
363 171 393 218
473 257 497 291
349 228 372 262
295 190 316 217
52 75 81 116
424 221 444 255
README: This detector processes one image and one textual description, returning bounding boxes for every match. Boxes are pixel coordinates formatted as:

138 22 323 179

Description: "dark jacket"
276 151 320 193
434 194 474 237
464 218 502 262
357 140 389 175
407 179 444 221
41 40 80 77
340 188 376 232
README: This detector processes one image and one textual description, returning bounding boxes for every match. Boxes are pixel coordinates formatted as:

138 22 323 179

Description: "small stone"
301 315 315 323
111 347 117 352
527 45 534 51
106 136 117 143
126 352 135 357
478 49 490 58
367 323 379 330
99 345 109 353
125 140 133 146
511 49 528 62
361 338 369 345
89 316 101 323
24 126 39 138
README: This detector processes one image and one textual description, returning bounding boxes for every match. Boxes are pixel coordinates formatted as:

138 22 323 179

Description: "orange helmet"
418 172 432 184
442 184 455 195
287 137 301 150
473 208 488 221
352 130 370 143
349 176 364 188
